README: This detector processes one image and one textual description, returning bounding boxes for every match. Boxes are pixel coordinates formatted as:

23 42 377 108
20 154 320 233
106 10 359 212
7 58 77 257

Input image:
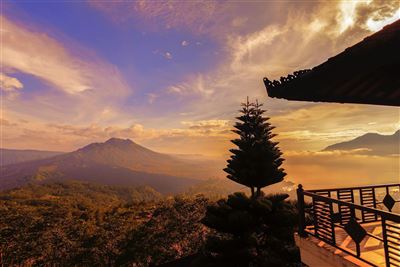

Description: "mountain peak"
323 130 399 156
105 137 134 145
77 137 137 153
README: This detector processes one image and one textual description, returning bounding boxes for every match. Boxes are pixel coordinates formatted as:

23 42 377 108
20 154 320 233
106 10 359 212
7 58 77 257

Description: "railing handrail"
303 190 400 222
307 183 400 193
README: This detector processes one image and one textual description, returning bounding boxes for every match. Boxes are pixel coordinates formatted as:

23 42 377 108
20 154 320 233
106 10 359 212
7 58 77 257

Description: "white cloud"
181 40 189 46
366 8 400 31
0 73 23 92
167 74 213 97
153 49 173 60
0 15 133 128
0 15 129 96
147 93 159 104
164 52 173 60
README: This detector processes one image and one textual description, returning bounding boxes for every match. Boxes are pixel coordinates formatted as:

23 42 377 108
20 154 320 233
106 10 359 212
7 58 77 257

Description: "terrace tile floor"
309 220 400 266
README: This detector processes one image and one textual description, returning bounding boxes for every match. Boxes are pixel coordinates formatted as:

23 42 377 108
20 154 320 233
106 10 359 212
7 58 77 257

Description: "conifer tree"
224 98 286 198
194 99 301 267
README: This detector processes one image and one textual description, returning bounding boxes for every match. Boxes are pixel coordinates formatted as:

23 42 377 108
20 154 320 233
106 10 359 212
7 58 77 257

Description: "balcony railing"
297 183 400 267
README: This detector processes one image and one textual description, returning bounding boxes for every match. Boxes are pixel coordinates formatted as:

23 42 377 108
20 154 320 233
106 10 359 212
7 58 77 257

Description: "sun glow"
337 0 363 33
366 8 400 32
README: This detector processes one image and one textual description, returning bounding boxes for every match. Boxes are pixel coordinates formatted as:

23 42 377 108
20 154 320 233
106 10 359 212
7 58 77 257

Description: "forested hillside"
0 181 210 266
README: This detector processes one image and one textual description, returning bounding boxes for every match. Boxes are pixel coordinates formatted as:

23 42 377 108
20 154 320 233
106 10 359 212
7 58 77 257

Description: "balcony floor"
305 221 400 266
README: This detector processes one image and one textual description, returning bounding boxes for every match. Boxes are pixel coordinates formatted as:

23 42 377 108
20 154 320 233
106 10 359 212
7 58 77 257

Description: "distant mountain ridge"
0 148 64 166
70 137 222 179
323 130 400 156
0 138 223 193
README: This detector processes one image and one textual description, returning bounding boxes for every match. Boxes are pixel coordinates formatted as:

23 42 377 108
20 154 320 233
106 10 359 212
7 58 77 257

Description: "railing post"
297 184 307 237
382 218 391 267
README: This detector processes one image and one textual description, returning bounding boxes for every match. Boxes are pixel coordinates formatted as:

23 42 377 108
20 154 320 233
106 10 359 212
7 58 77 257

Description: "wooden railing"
297 184 400 267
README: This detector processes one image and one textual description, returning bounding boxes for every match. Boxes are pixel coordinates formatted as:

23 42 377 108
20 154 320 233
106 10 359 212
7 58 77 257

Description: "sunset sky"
1 1 399 187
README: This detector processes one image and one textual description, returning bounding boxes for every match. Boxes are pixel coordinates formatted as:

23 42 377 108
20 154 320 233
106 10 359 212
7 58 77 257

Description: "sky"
1 0 399 187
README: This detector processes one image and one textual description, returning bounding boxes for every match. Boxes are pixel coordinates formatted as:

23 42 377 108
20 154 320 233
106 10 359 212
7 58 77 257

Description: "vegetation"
0 181 209 266
197 192 300 266
118 195 210 266
224 99 286 198
197 99 301 266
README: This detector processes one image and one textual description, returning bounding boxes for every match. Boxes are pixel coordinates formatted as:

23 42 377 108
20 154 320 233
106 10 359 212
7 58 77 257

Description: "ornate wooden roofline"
263 20 400 107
